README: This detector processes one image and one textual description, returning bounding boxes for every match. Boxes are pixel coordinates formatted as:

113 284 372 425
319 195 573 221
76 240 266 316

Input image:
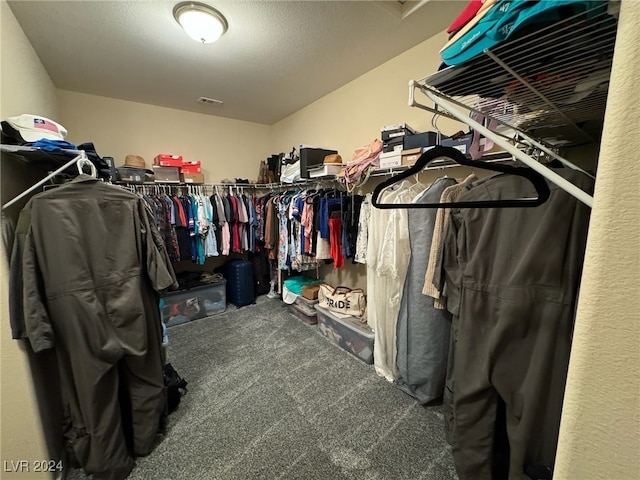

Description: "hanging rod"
369 152 522 178
114 177 340 190
420 91 593 208
2 150 89 210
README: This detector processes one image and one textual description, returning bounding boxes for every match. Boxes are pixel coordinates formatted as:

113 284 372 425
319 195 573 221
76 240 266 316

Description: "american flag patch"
33 118 59 133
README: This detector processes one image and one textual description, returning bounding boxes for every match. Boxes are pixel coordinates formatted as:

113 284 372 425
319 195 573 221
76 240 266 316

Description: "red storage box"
181 161 201 174
154 154 183 167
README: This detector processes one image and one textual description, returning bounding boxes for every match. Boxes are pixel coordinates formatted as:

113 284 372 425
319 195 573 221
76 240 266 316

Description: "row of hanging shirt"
121 186 259 265
258 188 364 272
117 183 367 271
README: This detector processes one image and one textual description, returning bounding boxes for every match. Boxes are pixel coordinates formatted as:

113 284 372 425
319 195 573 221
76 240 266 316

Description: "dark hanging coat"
10 174 177 480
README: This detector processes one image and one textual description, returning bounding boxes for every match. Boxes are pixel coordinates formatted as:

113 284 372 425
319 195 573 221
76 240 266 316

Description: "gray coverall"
10 175 177 480
439 169 593 479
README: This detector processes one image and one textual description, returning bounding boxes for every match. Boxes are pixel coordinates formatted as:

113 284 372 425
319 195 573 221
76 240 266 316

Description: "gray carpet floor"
72 296 458 480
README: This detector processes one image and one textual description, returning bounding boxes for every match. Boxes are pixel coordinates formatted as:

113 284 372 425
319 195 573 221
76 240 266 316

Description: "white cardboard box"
379 151 402 169
308 164 342 178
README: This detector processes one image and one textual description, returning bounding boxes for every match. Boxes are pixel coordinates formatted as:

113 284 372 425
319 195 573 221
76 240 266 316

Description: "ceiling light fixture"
173 2 228 44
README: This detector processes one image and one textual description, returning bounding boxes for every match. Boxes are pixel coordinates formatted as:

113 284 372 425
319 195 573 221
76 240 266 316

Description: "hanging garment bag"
225 259 256 308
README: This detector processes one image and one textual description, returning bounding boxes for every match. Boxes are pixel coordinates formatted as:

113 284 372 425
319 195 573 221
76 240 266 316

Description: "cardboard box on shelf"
379 150 402 169
181 161 201 174
401 148 423 166
154 154 183 167
382 137 404 153
180 173 205 184
308 164 342 178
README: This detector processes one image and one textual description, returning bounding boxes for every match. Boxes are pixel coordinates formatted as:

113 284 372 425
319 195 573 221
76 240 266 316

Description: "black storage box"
403 131 440 150
441 132 473 156
381 124 417 142
300 147 338 178
117 166 145 183
383 137 404 153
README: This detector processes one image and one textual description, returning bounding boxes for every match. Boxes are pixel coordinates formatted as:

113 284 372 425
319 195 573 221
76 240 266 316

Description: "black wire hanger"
371 146 550 209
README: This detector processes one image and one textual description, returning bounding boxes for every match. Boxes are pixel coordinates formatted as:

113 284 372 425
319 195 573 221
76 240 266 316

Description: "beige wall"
272 29 464 289
1 0 56 477
58 90 273 183
554 2 640 479
0 2 58 118
272 30 461 159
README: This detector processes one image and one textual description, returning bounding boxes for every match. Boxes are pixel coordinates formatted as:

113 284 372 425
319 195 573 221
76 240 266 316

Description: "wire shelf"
414 3 618 147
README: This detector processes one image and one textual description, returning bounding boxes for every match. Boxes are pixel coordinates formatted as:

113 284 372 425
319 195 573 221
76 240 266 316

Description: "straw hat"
323 154 343 164
122 155 153 174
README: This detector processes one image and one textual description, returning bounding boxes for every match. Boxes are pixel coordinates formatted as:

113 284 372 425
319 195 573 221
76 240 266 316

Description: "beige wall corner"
57 90 273 184
0 256 52 480
0 0 58 119
1 0 56 476
554 2 640 479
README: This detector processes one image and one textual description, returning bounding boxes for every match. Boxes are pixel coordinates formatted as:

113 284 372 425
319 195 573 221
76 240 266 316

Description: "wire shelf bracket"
418 90 593 207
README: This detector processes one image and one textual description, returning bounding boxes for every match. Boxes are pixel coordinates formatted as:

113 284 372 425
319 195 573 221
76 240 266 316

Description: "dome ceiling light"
173 2 228 44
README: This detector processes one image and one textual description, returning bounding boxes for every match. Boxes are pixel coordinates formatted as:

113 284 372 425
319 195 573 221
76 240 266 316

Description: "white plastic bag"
280 160 301 183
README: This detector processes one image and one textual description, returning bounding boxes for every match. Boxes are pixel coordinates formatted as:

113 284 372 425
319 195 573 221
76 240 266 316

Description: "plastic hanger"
372 146 550 209
76 157 97 177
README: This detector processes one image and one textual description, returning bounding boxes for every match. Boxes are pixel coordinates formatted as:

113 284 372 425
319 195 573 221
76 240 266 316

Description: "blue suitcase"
224 260 255 308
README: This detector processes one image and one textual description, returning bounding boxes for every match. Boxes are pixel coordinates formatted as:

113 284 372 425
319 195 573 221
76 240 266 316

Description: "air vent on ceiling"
198 96 223 106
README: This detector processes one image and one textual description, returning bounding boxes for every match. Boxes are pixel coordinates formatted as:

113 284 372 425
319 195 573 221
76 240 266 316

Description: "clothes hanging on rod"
436 167 594 479
422 173 478 308
8 174 177 480
113 180 343 268
366 179 426 382
254 187 364 273
395 176 457 404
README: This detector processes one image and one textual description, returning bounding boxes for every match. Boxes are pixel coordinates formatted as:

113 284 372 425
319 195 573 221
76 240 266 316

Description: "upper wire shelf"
413 3 619 148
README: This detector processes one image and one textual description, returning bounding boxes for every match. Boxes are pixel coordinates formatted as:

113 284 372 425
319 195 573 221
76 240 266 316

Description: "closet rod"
117 179 339 190
369 155 516 178
2 151 88 211
419 90 593 207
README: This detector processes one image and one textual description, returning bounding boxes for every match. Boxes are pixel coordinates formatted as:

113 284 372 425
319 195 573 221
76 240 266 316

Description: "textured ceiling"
8 1 460 125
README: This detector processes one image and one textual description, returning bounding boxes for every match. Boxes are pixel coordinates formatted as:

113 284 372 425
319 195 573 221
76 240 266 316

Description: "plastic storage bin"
295 295 318 310
290 304 317 325
161 280 226 327
153 165 180 183
314 305 374 364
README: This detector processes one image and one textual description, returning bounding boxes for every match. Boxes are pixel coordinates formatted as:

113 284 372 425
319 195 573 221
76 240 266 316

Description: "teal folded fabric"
283 276 322 295
441 0 605 67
